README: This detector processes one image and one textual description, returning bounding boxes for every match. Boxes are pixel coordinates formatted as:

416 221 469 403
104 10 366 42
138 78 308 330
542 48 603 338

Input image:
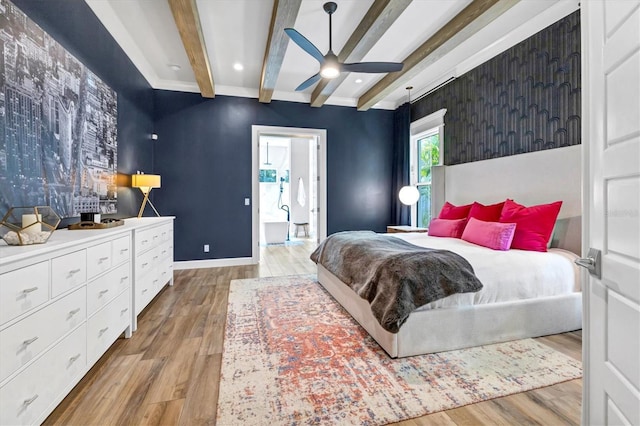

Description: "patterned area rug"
217 275 582 425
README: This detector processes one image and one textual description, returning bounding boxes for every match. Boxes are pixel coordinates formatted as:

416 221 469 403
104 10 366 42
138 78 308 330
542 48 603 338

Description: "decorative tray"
68 219 125 230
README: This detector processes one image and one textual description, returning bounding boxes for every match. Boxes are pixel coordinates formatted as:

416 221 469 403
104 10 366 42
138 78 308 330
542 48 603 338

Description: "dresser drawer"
87 262 130 316
86 241 113 280
0 287 86 383
135 227 158 254
158 261 173 287
160 223 172 242
87 290 130 364
135 273 154 315
0 324 86 426
51 250 86 298
135 246 156 279
0 262 49 326
158 240 173 263
111 235 131 266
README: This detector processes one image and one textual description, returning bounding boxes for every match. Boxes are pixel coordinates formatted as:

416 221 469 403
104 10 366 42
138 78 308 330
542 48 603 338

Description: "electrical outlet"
204 244 210 252
244 198 250 206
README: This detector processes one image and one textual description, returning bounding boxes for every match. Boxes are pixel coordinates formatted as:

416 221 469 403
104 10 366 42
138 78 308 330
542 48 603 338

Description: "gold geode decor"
0 206 61 246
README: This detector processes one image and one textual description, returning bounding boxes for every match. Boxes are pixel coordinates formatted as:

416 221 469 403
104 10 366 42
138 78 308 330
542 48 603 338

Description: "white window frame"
409 108 446 227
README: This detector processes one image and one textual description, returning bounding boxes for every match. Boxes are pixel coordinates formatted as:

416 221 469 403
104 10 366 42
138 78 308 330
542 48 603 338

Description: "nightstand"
386 225 428 233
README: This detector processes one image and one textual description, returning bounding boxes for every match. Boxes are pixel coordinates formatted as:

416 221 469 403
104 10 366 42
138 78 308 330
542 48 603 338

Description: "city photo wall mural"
0 0 117 218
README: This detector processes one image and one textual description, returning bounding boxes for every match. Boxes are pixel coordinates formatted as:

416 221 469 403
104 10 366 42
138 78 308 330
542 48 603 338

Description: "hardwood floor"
45 238 582 425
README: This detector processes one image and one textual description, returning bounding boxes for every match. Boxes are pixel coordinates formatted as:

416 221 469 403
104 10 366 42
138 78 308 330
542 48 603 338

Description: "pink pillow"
428 218 467 238
461 217 516 250
499 199 562 252
438 202 472 219
467 201 507 222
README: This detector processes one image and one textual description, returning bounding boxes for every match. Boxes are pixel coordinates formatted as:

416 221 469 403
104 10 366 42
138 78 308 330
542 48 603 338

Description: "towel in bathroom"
297 177 306 207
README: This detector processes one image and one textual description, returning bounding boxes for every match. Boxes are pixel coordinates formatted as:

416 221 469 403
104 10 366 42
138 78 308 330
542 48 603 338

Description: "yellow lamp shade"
131 174 161 189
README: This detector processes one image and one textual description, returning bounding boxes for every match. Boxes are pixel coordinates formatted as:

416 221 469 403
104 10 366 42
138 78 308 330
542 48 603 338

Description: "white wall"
290 138 310 225
259 142 290 221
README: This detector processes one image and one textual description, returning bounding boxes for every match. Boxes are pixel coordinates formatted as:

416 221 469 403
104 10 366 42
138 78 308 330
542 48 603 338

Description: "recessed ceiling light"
233 63 244 71
355 78 363 84
168 64 181 71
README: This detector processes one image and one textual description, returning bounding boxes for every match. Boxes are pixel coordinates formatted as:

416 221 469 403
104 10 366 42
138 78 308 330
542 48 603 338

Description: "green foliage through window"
417 134 439 228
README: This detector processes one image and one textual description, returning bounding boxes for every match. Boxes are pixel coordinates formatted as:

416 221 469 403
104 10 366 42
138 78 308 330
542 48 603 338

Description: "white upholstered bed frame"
317 145 583 358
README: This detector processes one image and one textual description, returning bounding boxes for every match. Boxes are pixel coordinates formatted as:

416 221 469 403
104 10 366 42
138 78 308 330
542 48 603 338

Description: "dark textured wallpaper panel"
411 11 581 166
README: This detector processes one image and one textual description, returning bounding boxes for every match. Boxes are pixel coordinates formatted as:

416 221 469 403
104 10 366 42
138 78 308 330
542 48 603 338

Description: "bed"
314 145 583 358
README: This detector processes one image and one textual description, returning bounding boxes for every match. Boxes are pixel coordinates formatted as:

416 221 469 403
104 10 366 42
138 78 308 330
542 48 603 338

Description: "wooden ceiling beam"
356 0 519 111
168 0 215 98
259 0 302 103
309 0 412 108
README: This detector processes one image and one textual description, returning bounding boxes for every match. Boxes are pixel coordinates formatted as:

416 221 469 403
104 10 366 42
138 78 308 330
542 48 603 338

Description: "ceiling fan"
285 1 404 91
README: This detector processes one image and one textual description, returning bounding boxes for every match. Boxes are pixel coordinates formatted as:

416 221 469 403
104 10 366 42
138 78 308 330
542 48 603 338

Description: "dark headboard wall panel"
411 10 581 166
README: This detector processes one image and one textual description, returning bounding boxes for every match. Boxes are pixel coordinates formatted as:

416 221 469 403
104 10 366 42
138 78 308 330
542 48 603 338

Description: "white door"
581 1 640 425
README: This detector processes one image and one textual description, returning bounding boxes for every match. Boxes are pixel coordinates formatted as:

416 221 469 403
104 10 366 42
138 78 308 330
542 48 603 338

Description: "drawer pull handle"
23 394 38 406
22 286 38 294
69 308 81 316
142 263 148 267
142 289 148 293
98 256 109 263
120 276 129 282
68 268 81 276
99 327 109 335
153 279 158 283
153 256 159 260
162 250 167 254
69 353 81 363
142 239 149 243
121 308 129 314
153 235 158 239
120 248 129 253
23 336 38 346
99 289 110 296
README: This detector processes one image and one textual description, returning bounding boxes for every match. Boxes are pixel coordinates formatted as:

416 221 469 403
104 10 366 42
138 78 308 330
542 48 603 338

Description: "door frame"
251 125 327 263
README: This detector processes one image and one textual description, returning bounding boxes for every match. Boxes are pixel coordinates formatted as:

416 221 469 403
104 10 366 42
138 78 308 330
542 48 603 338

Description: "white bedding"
390 233 580 311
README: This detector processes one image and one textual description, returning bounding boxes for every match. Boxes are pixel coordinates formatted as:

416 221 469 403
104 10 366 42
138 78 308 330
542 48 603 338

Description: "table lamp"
132 174 161 217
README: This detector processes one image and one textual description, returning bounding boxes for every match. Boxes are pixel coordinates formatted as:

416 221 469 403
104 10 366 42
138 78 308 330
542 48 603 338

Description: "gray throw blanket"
310 231 483 333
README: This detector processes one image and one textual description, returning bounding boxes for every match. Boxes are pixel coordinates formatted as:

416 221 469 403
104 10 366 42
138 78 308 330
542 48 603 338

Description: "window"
410 109 446 228
415 132 440 227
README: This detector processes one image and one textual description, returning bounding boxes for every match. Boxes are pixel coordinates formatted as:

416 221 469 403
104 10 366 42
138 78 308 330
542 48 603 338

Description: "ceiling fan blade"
342 62 403 73
295 73 322 91
284 28 325 64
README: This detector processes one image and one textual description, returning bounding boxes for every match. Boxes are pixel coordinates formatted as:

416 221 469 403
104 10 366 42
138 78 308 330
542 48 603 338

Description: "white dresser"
0 216 174 425
132 218 174 330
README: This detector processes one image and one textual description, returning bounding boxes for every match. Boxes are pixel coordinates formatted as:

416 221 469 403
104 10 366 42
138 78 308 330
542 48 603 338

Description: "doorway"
251 125 327 263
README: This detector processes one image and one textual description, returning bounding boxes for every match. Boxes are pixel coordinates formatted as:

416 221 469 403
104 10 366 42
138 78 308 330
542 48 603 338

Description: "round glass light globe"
398 186 420 205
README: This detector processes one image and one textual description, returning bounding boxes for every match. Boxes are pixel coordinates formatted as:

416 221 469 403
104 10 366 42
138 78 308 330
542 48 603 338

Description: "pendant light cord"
328 12 332 52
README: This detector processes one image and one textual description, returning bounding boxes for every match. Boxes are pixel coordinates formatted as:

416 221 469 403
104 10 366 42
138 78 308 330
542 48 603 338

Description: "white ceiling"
85 0 579 110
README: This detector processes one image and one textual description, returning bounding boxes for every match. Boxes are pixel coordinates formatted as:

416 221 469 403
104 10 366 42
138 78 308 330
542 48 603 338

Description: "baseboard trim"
173 257 256 270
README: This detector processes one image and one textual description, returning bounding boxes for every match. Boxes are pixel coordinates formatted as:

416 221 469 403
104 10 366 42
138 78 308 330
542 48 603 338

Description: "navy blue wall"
153 92 394 261
13 0 155 219
14 0 395 260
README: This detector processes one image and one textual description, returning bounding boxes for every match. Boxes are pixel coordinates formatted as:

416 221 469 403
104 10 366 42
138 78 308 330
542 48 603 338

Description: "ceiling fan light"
320 65 340 79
